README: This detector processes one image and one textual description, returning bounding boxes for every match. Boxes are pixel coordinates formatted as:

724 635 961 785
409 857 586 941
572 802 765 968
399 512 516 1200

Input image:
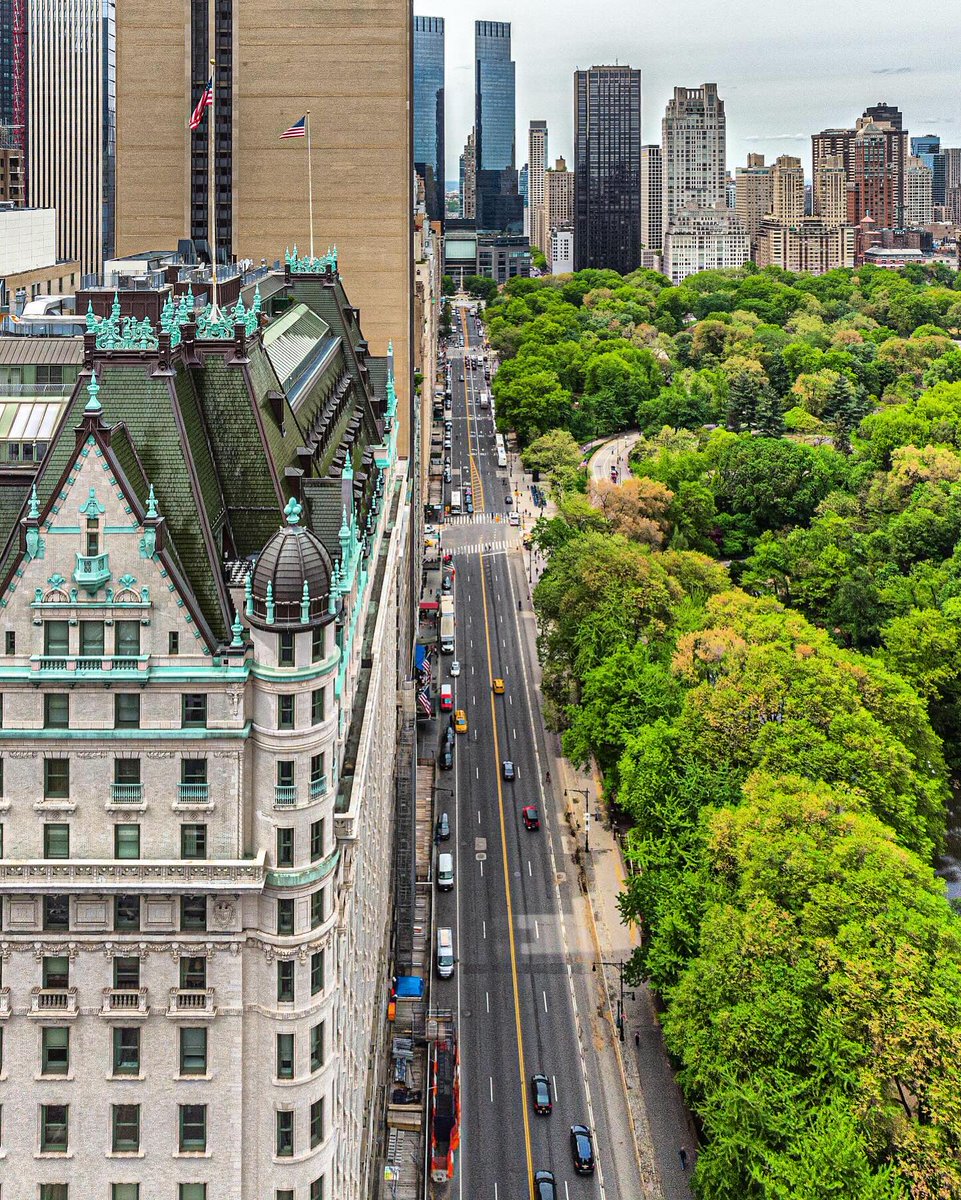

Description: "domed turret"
248 497 333 628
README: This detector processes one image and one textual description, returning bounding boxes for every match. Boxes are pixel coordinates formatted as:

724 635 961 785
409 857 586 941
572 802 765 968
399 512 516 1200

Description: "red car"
522 805 540 831
440 684 453 713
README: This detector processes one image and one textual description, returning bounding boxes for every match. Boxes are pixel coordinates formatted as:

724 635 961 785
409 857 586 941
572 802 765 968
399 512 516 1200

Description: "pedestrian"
545 769 551 784
634 1031 640 1047
679 1147 689 1171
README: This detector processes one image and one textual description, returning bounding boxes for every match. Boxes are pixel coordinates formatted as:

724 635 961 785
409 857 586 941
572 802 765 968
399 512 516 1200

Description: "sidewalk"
507 444 699 1200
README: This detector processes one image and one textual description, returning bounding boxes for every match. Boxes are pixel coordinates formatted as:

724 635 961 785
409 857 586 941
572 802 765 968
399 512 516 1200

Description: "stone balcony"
31 654 149 675
101 987 150 1019
29 986 79 1020
166 987 217 1020
0 851 266 892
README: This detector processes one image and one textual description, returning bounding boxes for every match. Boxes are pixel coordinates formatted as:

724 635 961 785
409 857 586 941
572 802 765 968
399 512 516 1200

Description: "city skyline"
413 0 956 180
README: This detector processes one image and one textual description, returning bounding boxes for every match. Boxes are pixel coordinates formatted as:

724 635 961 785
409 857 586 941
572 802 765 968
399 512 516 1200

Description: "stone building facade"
0 255 407 1200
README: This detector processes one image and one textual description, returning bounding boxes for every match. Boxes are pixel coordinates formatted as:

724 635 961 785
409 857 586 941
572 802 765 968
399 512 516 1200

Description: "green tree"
520 428 584 478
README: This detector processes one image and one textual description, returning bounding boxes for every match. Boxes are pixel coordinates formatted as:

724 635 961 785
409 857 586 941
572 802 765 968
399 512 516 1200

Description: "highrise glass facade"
474 19 521 233
574 65 642 273
912 133 946 206
0 0 14 131
414 15 445 223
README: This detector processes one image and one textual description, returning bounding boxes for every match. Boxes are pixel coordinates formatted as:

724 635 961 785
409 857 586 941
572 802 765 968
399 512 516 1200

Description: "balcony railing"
101 987 150 1017
110 782 144 804
73 551 111 593
167 987 217 1019
0 986 9 1019
274 784 297 807
32 654 149 674
29 986 79 1018
177 782 209 804
310 776 328 799
0 851 266 892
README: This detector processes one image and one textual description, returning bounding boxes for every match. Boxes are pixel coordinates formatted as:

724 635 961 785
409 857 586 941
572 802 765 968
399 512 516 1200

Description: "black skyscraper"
474 20 522 234
574 66 642 273
414 16 445 223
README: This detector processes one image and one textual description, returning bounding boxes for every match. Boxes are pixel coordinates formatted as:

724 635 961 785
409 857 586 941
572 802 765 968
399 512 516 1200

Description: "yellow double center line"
459 308 486 512
478 551 534 1188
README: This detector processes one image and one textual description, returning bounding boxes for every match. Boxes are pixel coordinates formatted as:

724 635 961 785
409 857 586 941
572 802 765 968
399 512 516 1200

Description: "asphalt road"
429 304 644 1200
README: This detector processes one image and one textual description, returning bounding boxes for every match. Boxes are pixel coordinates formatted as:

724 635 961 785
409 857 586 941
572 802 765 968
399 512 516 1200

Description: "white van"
436 927 454 978
437 852 454 891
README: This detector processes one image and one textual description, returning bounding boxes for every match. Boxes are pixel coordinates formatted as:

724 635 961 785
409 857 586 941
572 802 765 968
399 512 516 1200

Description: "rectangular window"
44 620 69 656
276 828 294 868
277 960 294 1002
41 1026 69 1075
113 1027 140 1076
114 895 140 932
113 957 139 989
43 757 69 799
181 823 207 860
115 621 140 657
44 694 69 729
43 955 69 988
310 1022 324 1073
111 1104 140 1153
310 819 323 862
179 1027 207 1076
114 759 141 786
178 1104 207 1152
43 822 70 859
278 693 295 729
310 950 324 996
310 1179 324 1200
311 687 324 724
181 758 207 785
181 694 207 728
85 518 99 557
178 1188 206 1200
114 824 140 860
41 1186 69 1200
276 1109 294 1157
310 889 324 929
278 630 295 667
310 753 324 789
43 895 69 931
277 760 294 788
40 1103 68 1152
277 898 295 935
309 1097 324 1148
112 1186 140 1200
114 694 140 729
276 1033 294 1079
277 1192 294 1200
79 620 105 657
4 630 14 655
180 895 207 931
180 957 206 990
311 625 323 662
169 631 180 656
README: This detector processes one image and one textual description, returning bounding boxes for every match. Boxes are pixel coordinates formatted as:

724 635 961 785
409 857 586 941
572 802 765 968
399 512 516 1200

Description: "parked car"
522 805 540 831
439 684 453 712
450 660 461 677
570 1125 596 1174
531 1074 552 1115
435 812 450 841
440 743 454 771
502 760 515 781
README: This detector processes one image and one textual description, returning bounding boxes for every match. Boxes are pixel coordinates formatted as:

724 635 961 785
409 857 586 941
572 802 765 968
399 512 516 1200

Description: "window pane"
41 1103 68 1152
310 1022 324 1072
310 819 323 862
278 693 294 729
41 1026 69 1075
115 621 141 656
311 626 323 662
43 955 69 987
114 824 140 860
113 957 139 988
310 889 324 929
44 758 70 798
179 1027 207 1076
114 694 140 729
276 828 294 868
79 620 105 656
114 758 141 784
180 895 207 931
43 895 69 931
276 1033 294 1079
114 895 140 931
277 960 294 1002
169 631 180 655
179 1186 206 1200
310 753 324 784
279 631 294 666
112 1186 140 1200
111 1103 140 1152
181 694 207 728
41 1187 69 1200
309 1097 324 1148
44 620 69 655
44 694 69 729
276 1109 294 1156
180 957 206 990
113 1027 140 1075
181 759 207 784
311 687 324 723
277 898 294 935
310 950 324 996
43 823 70 858
181 824 207 859
276 760 294 787
179 1104 207 1151
310 1179 324 1200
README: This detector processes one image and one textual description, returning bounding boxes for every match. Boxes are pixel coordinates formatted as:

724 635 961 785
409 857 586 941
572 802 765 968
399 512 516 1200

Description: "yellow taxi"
492 678 505 695
453 709 468 734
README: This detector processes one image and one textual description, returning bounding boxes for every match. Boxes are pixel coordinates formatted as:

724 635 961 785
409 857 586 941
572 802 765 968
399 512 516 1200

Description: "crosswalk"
447 538 511 556
443 512 515 526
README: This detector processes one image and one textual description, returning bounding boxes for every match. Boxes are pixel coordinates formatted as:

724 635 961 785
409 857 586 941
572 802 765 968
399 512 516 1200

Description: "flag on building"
417 687 432 717
280 115 307 139
189 79 213 131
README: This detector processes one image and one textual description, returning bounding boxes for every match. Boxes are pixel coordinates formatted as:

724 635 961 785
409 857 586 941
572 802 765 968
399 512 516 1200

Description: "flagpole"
306 111 315 260
208 56 219 317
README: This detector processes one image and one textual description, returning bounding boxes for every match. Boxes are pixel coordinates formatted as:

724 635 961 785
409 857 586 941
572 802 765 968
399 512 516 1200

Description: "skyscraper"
528 120 548 254
460 129 476 220
640 145 663 252
904 155 933 226
545 156 575 231
474 20 522 233
912 134 945 206
26 0 116 274
573 65 642 273
851 113 908 227
735 153 772 251
770 155 804 223
662 84 727 233
113 0 412 450
414 16 445 224
813 154 847 226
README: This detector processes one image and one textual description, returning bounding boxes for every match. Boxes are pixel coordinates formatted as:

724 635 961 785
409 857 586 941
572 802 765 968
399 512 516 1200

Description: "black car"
570 1124 595 1174
531 1073 551 1115
440 744 454 771
435 812 450 842
502 760 515 781
504 494 513 506
533 1171 556 1200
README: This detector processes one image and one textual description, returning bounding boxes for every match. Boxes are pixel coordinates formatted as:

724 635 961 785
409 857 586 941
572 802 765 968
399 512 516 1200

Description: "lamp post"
592 959 628 1041
565 786 591 854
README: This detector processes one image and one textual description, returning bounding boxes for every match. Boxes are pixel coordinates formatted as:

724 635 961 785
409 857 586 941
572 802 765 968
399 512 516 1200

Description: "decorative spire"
388 338 393 360
85 301 96 332
27 483 40 520
265 580 275 625
253 284 262 315
84 372 102 415
342 452 354 482
145 484 158 520
111 291 121 321
244 571 253 617
231 611 245 648
283 496 303 526
339 505 351 542
300 579 310 624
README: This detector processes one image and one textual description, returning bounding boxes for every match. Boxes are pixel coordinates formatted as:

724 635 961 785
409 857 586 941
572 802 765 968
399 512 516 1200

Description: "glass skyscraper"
474 19 522 233
414 15 445 223
912 133 946 206
574 65 642 273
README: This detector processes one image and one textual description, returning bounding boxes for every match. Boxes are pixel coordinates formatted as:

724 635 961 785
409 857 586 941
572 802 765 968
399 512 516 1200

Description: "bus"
450 489 462 515
494 433 507 468
479 391 490 408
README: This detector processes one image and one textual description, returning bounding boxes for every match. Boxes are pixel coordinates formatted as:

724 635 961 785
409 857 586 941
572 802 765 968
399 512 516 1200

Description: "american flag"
280 115 307 139
417 687 432 717
420 652 433 688
188 79 213 132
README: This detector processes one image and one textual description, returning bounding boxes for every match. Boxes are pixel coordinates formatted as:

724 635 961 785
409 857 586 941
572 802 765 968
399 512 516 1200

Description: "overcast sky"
414 0 958 182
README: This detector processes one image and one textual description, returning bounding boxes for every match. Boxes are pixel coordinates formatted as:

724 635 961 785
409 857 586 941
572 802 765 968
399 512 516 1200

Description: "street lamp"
592 959 629 1041
565 787 591 854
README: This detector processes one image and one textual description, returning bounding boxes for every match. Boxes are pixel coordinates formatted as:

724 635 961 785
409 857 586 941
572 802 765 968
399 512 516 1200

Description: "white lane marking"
528 860 532 877
513 727 517 741
535 919 540 940
553 1074 559 1105
486 991 490 1014
483 920 486 939
478 810 481 824
509 695 513 706
490 1076 494 1103
543 990 548 1013
476 767 479 780
495 1185 499 1200
564 1184 569 1200
479 860 484 877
